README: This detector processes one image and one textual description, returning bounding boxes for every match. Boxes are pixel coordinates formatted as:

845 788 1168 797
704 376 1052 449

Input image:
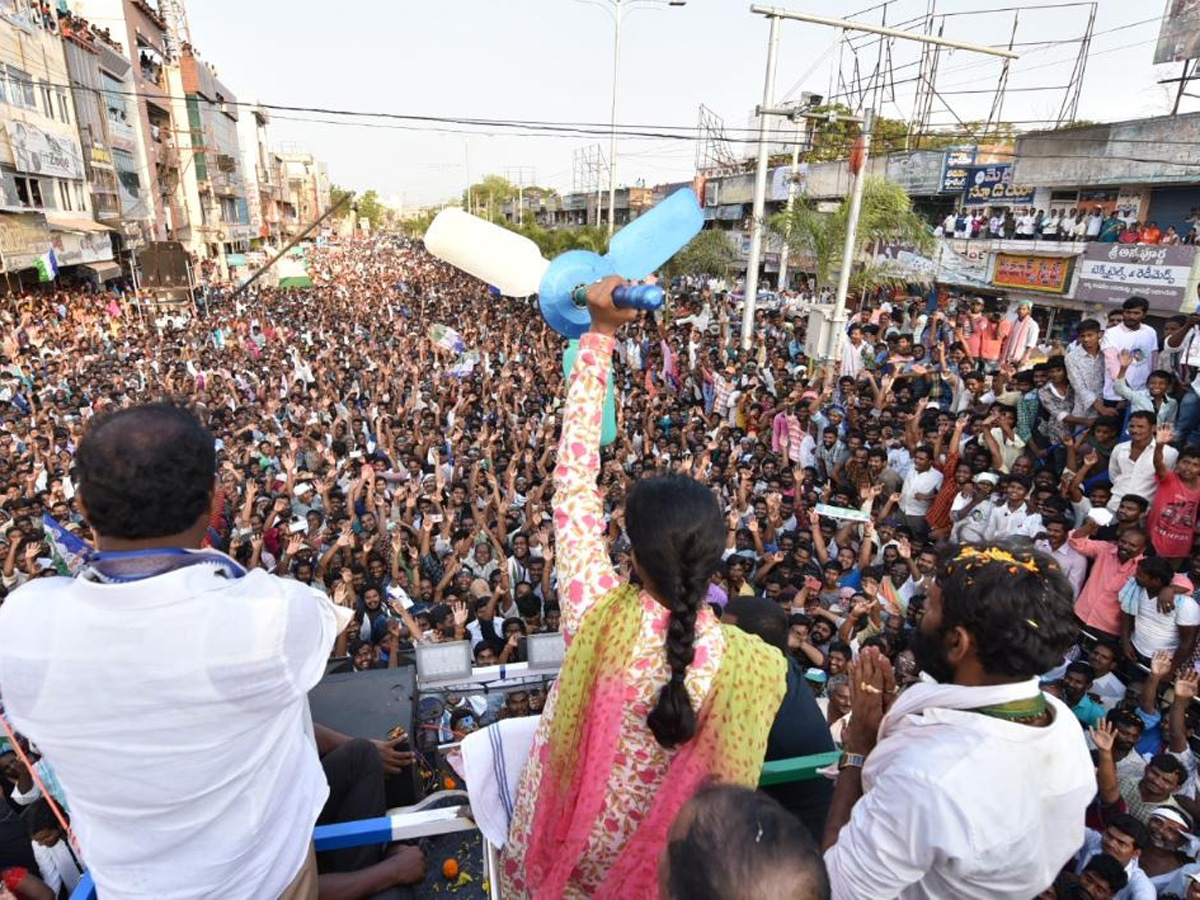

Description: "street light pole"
595 0 686 239
740 13 780 351
826 107 873 362
606 0 623 238
776 115 803 292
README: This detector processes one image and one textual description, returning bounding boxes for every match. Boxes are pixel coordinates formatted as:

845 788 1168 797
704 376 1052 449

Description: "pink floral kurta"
501 332 727 897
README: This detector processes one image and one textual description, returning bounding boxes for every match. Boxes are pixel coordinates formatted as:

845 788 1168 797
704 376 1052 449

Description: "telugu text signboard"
1076 243 1198 309
939 146 977 194
991 253 1073 294
962 164 1035 206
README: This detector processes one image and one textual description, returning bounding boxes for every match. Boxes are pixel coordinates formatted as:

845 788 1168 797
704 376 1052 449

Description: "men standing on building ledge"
822 544 1094 898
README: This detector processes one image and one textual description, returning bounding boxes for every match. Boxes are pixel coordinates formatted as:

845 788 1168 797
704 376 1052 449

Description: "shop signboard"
939 145 977 194
0 213 51 271
6 123 84 180
874 240 992 289
50 231 113 266
991 253 1072 293
962 164 1035 206
1076 243 1198 309
885 151 944 195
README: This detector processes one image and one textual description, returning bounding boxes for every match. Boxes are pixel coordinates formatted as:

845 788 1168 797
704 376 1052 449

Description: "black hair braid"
647 533 705 749
626 474 727 751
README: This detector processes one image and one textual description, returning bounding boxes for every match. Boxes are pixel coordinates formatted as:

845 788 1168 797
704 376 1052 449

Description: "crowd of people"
1 228 1200 897
938 205 1197 245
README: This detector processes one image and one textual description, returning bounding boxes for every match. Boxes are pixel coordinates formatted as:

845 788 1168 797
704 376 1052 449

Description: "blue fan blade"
604 188 704 280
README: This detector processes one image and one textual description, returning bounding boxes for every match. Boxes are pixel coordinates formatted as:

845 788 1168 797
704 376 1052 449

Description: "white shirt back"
0 564 339 900
824 680 1094 899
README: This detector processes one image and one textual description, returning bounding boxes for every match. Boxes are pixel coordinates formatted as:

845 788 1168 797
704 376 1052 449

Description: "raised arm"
553 279 633 638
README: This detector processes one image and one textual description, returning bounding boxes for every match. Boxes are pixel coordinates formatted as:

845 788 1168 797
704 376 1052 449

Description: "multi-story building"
238 106 288 247
58 9 131 281
279 149 329 239
0 2 106 286
170 46 252 277
75 0 183 246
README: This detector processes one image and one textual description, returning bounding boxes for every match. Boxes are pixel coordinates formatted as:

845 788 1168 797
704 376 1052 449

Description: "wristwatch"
838 752 866 771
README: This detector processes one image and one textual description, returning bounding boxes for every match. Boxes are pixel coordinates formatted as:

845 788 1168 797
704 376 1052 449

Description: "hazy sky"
184 0 1183 207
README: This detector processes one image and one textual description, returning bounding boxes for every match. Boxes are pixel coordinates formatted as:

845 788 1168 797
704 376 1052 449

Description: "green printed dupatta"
521 583 787 897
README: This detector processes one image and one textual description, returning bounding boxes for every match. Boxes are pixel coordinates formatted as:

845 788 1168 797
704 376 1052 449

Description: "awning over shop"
81 262 122 282
43 213 113 234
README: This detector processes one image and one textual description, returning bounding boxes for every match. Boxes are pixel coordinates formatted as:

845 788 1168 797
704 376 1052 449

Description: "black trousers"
317 738 410 900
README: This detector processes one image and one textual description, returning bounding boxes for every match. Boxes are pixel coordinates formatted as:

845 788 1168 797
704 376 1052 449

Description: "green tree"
462 174 518 220
662 229 736 279
497 221 609 258
803 105 911 162
770 175 934 294
399 208 439 238
329 184 355 216
355 190 386 229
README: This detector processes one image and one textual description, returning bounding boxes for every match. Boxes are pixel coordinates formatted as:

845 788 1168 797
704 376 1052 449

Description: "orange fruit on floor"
442 858 459 880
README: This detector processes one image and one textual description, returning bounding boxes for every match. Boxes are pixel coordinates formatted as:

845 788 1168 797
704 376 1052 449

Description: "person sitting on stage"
658 784 829 900
822 543 1096 897
0 405 345 899
500 278 788 897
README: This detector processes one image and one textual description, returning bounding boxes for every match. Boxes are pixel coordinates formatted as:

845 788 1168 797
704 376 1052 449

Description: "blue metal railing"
69 751 838 898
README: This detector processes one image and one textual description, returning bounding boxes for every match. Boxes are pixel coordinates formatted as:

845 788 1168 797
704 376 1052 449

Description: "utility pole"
828 107 874 361
775 96 819 291
739 12 780 352
775 118 802 293
464 143 471 213
505 167 536 226
741 4 1018 355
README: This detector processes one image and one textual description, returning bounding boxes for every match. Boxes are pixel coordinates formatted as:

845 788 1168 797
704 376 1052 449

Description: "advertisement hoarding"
1154 0 1200 64
962 164 1036 206
991 253 1073 293
939 145 977 194
1076 243 1198 309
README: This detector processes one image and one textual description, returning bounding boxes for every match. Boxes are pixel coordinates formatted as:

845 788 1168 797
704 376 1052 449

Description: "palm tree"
770 175 934 294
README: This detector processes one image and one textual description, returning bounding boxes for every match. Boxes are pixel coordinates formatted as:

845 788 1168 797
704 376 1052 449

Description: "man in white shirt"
1101 297 1159 401
0 406 349 900
1017 208 1036 238
898 444 943 541
950 473 996 544
1119 556 1199 671
983 475 1043 541
1109 411 1177 512
822 543 1094 898
1000 299 1041 367
23 799 83 898
1087 206 1105 238
841 324 867 378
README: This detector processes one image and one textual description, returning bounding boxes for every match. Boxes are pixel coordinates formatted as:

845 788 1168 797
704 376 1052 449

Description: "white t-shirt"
983 503 1043 541
0 562 339 900
899 467 943 517
1101 324 1159 400
1131 586 1200 658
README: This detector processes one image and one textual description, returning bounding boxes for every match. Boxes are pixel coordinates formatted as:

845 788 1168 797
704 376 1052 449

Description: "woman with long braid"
500 278 788 897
